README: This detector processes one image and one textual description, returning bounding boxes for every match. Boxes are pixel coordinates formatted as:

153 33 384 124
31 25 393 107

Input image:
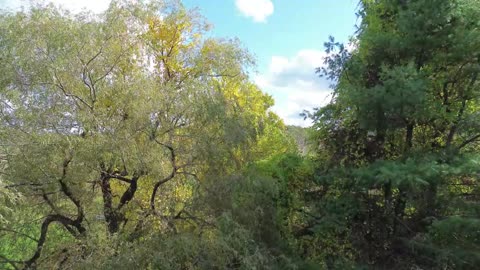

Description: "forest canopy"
1 0 480 269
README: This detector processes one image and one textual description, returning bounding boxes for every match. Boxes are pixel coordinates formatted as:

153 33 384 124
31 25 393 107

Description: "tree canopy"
1 0 480 269
306 0 480 268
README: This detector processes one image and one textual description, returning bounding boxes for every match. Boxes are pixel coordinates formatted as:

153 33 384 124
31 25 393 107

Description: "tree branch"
101 172 133 183
0 227 38 242
150 139 177 210
58 157 85 227
0 254 20 270
23 214 82 269
117 174 140 210
4 182 44 189
458 134 480 150
52 68 93 111
447 71 478 147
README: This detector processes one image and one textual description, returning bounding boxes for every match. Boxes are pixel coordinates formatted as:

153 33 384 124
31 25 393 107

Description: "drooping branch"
23 214 83 269
23 156 86 269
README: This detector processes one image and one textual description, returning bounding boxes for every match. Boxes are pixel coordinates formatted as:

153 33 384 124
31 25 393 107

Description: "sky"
0 0 360 126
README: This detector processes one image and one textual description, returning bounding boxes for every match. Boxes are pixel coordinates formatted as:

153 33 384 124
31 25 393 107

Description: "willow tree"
0 1 290 268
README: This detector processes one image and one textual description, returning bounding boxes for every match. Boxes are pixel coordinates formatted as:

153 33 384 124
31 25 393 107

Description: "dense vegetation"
1 0 479 269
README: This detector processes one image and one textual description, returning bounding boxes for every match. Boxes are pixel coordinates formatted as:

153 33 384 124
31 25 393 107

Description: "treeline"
1 0 479 269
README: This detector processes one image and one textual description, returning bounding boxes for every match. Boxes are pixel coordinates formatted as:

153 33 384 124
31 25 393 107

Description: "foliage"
304 0 480 269
0 1 293 269
2 0 480 269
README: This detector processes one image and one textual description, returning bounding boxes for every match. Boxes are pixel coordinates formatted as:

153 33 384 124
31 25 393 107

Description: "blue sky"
0 0 359 126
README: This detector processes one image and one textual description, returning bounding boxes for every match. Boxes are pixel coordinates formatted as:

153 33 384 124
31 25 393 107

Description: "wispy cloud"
235 0 274 23
255 49 333 127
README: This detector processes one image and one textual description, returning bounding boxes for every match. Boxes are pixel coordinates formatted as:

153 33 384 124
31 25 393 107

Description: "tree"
0 1 290 268
304 0 480 268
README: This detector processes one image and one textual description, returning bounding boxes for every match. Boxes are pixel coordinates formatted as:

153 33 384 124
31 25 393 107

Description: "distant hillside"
286 125 311 155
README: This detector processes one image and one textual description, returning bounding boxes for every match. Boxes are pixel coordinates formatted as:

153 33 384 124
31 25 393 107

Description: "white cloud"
235 0 274 23
255 49 333 127
1 0 111 13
